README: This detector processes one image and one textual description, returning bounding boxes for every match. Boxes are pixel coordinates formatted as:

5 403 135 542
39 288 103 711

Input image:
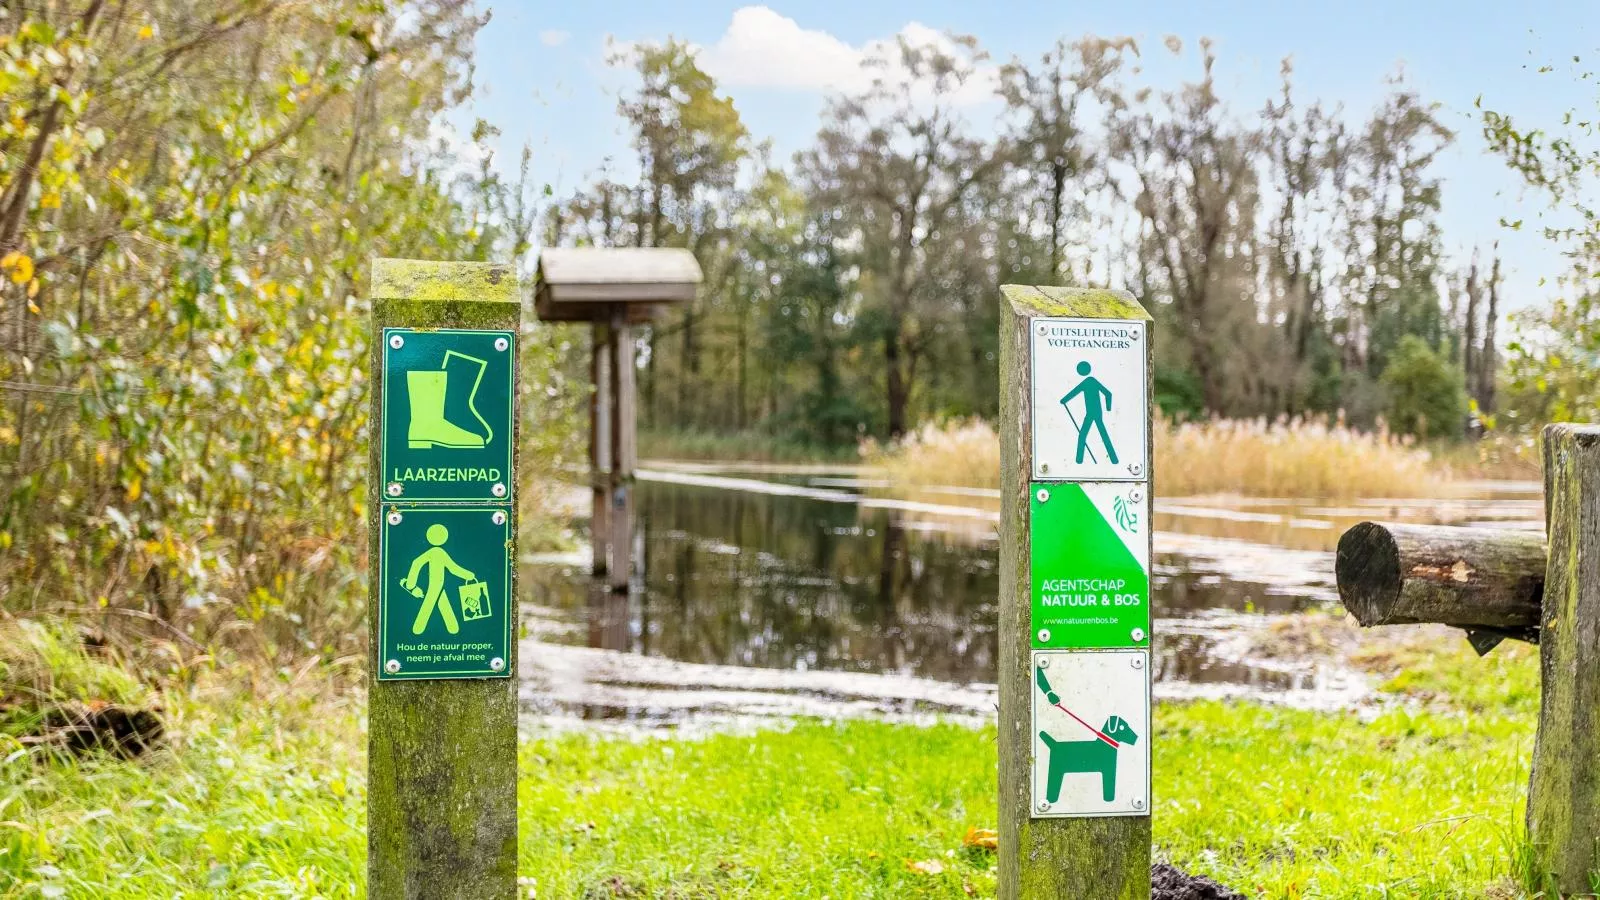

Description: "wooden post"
591 321 612 579
607 309 636 593
998 285 1153 899
1527 423 1600 893
368 259 519 898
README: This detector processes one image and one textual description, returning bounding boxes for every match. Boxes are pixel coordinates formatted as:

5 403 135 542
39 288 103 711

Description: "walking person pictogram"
1060 361 1118 465
400 524 476 635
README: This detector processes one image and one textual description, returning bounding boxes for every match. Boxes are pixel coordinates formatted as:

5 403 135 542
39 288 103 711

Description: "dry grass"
865 415 1455 499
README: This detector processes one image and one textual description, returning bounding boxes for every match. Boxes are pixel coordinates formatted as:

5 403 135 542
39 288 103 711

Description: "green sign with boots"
381 328 515 503
378 505 511 680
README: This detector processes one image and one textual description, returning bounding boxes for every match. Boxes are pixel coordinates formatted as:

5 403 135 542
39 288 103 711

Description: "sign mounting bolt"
385 659 401 674
1037 628 1051 643
492 482 507 498
1129 463 1143 476
1040 463 1050 474
495 337 509 352
1037 324 1048 336
386 510 402 526
1130 488 1143 503
1036 488 1050 503
1037 657 1049 670
1133 799 1145 810
492 510 507 526
388 334 403 349
1131 656 1144 669
1131 627 1146 642
490 657 505 672
386 482 403 497
1037 800 1050 812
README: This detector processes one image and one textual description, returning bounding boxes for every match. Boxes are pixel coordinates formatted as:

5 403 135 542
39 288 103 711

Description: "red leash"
1054 701 1119 748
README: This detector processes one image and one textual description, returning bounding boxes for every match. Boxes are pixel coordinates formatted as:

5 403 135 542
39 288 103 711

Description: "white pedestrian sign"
1032 317 1148 481
1031 649 1151 818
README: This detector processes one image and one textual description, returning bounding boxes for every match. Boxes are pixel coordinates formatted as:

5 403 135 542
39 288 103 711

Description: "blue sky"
459 1 1599 310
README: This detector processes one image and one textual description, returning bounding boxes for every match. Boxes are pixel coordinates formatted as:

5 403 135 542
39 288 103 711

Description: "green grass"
0 641 1541 899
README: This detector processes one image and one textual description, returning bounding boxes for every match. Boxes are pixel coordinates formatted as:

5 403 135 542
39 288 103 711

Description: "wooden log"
1335 522 1546 630
1527 423 1600 893
998 284 1152 900
368 259 519 899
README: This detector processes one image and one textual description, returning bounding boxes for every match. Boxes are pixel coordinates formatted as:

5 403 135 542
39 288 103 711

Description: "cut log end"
1336 521 1403 626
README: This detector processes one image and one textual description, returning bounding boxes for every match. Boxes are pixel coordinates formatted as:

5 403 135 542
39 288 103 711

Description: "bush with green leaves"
1379 335 1467 439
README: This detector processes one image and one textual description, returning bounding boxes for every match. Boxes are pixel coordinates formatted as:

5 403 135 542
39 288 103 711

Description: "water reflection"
527 476 1340 694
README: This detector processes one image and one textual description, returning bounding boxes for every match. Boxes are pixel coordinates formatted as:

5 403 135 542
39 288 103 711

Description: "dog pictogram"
1035 665 1140 803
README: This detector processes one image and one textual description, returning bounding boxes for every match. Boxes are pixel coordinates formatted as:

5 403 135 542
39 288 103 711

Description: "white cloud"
539 29 571 47
695 6 997 105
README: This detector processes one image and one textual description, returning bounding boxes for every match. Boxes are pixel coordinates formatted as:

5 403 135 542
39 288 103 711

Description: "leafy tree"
1380 335 1467 438
1483 47 1600 428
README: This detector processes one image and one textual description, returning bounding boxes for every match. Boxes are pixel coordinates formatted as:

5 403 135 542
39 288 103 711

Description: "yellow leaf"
1 251 33 283
97 595 108 607
125 476 142 503
39 191 60 209
0 531 11 550
27 278 39 298
27 301 39 315
961 827 999 851
138 25 154 40
905 859 945 876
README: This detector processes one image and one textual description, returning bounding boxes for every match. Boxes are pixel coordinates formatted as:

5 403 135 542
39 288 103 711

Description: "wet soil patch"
1152 863 1244 900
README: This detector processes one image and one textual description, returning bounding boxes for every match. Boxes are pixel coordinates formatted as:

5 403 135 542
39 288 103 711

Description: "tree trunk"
885 310 908 439
1481 255 1500 416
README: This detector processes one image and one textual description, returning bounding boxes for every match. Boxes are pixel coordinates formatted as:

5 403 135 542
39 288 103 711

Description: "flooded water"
520 467 1541 731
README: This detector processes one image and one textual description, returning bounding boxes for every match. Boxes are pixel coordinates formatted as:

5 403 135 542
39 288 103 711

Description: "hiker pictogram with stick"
1060 361 1118 465
1035 664 1139 803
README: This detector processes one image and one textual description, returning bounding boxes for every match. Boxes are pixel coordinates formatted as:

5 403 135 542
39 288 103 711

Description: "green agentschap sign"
1030 482 1149 649
381 328 515 503
379 506 511 680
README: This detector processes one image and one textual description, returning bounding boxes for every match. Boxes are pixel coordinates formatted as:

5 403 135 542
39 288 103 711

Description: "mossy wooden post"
1527 423 1600 893
998 284 1153 899
368 258 519 898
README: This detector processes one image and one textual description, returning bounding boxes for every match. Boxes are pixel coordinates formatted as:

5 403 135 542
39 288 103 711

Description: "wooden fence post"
368 258 520 898
998 285 1153 899
1528 423 1600 893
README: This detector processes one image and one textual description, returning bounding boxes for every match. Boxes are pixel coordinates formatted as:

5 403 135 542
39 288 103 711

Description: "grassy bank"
867 416 1471 498
0 636 1539 898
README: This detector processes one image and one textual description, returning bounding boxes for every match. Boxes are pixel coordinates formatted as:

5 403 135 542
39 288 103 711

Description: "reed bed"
866 415 1454 499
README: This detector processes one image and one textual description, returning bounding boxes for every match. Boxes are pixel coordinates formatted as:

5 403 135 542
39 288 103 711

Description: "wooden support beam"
1528 423 1600 893
1335 522 1546 631
607 311 636 593
591 320 612 579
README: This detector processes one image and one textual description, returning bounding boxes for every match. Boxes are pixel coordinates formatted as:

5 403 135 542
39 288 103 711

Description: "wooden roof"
535 248 702 322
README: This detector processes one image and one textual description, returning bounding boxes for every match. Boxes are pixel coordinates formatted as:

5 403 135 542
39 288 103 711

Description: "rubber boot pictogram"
405 351 492 449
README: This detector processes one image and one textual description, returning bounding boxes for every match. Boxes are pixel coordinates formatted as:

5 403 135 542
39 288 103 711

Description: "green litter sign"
381 328 514 503
379 506 511 680
1030 482 1150 649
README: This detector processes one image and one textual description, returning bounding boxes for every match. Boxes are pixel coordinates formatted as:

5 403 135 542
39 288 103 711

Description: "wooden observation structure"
535 247 702 593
